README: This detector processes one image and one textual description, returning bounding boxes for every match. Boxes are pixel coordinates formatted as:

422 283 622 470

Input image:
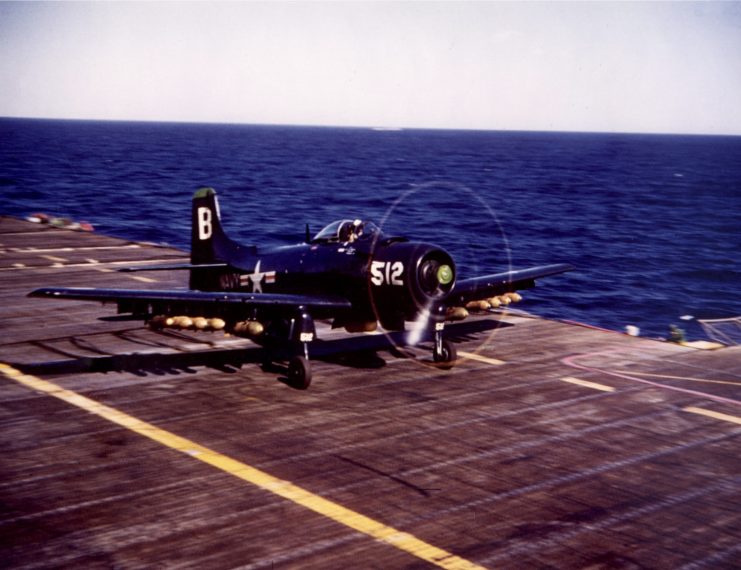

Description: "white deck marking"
458 351 505 366
684 406 741 426
561 376 616 392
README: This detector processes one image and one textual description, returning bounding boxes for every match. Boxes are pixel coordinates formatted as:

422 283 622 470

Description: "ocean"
1 117 739 341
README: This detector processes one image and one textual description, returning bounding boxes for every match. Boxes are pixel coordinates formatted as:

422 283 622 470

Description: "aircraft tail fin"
190 187 248 290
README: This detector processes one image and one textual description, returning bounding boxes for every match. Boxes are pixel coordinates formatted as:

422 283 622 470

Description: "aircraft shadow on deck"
14 319 509 384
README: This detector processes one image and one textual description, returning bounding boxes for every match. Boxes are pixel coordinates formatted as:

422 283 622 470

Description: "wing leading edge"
29 287 352 312
117 263 230 273
449 263 574 306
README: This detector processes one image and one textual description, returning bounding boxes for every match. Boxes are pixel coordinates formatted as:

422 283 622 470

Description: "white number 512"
370 261 404 286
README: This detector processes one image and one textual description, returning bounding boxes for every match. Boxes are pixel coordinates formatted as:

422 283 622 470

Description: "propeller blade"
406 300 445 347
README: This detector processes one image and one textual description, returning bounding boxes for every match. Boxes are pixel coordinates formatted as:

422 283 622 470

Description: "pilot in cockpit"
340 219 364 243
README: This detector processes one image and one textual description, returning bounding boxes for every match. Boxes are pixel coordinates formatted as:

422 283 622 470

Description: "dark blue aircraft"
30 188 573 389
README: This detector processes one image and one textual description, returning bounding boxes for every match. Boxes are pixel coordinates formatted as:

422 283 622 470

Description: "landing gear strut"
259 307 316 389
285 307 315 389
432 322 457 368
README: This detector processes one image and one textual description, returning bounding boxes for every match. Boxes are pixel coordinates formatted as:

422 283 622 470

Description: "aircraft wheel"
287 356 312 390
433 339 457 368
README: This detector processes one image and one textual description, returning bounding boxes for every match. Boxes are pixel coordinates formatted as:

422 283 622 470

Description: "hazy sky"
1 1 740 134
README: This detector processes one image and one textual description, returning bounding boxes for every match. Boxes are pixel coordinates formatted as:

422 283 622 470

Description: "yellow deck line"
683 406 741 426
458 351 505 366
561 376 615 392
0 363 485 570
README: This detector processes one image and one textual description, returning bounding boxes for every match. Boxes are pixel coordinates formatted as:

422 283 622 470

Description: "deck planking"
0 215 739 569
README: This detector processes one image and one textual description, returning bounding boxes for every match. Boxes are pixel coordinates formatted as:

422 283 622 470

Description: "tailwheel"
287 356 312 390
433 338 457 368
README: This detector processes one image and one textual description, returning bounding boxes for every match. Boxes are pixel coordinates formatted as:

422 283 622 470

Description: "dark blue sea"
1 118 739 341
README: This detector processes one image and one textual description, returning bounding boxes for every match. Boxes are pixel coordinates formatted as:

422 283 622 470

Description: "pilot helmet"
352 219 363 236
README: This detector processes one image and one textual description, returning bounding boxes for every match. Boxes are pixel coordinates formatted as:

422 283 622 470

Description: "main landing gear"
263 307 315 390
287 355 312 390
263 308 458 389
432 322 457 368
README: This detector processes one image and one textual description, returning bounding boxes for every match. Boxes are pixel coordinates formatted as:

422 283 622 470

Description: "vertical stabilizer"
190 187 244 290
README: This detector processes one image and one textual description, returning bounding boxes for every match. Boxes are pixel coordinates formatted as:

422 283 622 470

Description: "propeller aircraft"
30 187 573 389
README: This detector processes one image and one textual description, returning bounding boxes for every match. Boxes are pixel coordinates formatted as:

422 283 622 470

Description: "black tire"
433 339 457 368
287 356 312 390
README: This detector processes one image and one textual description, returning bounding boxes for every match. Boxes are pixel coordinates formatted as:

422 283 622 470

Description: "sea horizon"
2 114 740 139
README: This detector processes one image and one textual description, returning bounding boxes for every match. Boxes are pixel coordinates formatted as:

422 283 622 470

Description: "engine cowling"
368 241 456 329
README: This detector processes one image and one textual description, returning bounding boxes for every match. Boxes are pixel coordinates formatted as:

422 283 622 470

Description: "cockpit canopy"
311 219 382 244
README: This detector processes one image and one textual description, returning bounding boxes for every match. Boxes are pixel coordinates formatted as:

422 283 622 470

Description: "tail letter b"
197 207 212 240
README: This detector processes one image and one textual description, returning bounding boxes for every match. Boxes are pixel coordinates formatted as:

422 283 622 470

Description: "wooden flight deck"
1 215 739 569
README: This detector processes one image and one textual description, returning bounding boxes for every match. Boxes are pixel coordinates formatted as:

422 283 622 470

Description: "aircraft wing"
117 263 230 272
448 263 574 306
28 287 352 316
